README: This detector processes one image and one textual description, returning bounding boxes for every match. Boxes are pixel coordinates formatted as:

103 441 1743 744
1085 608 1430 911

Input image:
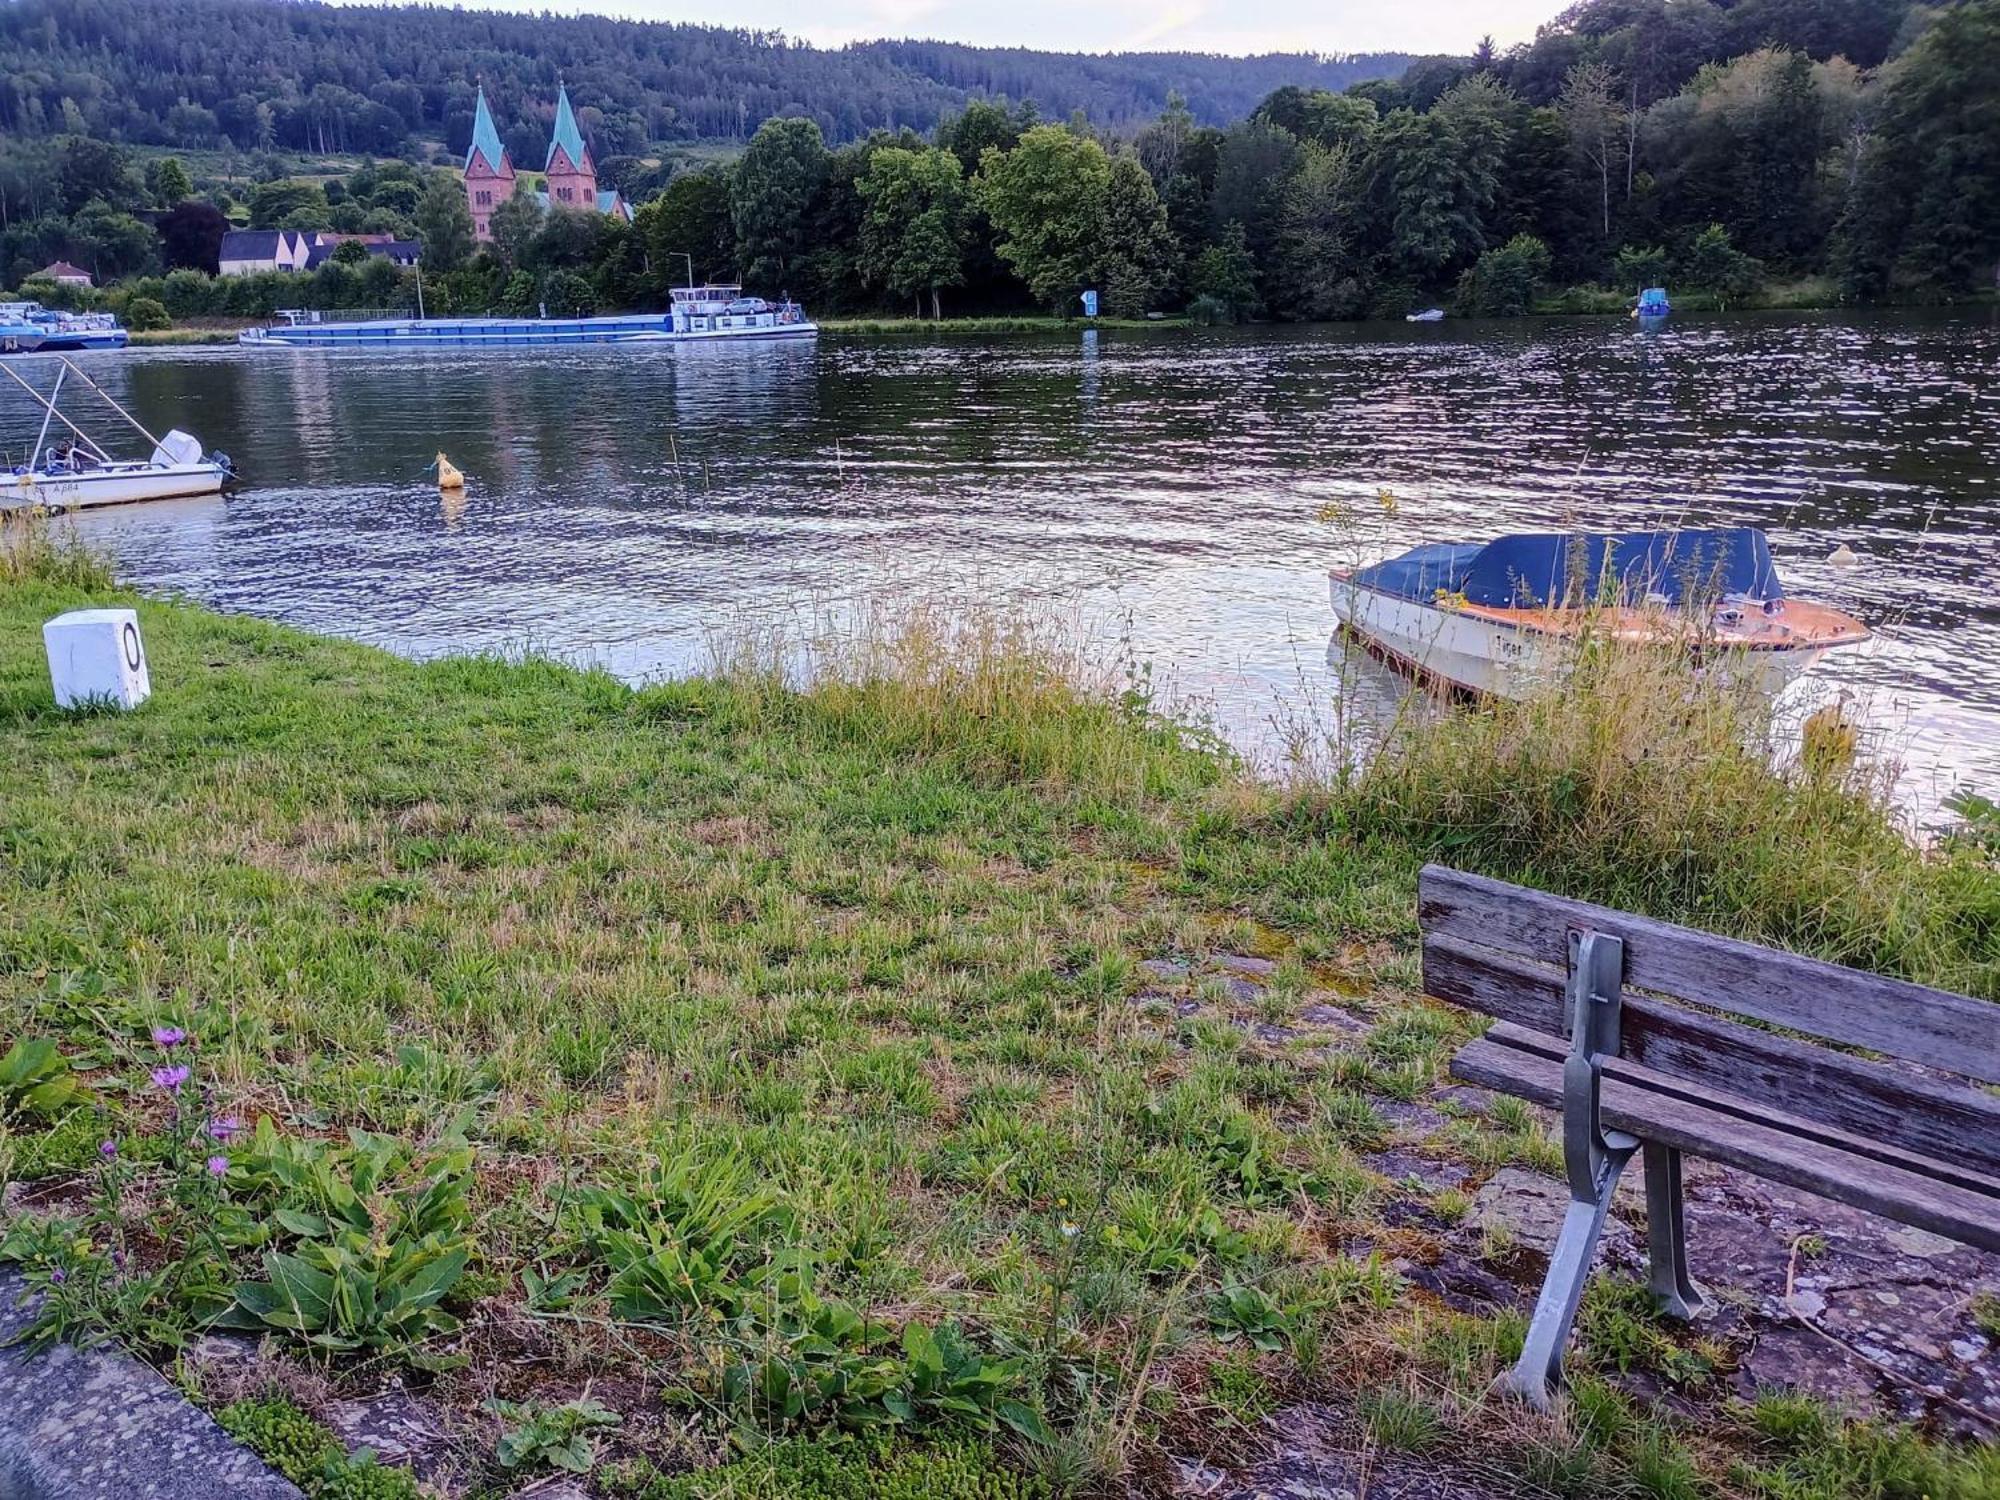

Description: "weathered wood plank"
1424 933 2000 1181
1419 864 2000 1082
1451 1035 2000 1252
1475 1020 2000 1200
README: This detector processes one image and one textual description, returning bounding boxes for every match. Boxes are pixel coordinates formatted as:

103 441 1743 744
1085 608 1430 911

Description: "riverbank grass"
0 545 1993 1497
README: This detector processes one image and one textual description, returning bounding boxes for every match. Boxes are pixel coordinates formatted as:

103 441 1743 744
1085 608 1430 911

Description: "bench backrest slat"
1419 865 2000 1084
1428 934 2000 1181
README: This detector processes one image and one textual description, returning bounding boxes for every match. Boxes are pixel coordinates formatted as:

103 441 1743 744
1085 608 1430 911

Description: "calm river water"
15 310 2000 811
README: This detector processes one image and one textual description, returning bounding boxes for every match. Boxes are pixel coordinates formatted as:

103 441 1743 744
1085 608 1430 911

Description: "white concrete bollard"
43 608 151 711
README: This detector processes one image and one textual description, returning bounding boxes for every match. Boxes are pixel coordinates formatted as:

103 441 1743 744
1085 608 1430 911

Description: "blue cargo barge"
240 284 815 349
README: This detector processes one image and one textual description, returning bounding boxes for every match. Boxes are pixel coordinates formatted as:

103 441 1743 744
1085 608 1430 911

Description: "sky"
355 0 1559 57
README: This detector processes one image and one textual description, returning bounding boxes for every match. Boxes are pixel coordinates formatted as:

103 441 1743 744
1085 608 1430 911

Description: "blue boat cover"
1355 529 1781 608
1350 542 1485 601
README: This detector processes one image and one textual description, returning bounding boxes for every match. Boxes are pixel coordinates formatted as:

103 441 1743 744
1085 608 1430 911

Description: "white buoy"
1828 543 1859 568
44 607 151 711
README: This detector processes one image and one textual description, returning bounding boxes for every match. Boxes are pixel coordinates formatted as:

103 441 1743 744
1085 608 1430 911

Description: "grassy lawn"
0 539 1993 1498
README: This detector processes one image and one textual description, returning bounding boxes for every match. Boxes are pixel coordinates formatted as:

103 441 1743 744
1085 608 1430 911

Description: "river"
11 310 1999 814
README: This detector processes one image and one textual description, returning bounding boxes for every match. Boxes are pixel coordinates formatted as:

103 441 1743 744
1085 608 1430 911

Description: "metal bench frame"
1503 928 1700 1403
1419 864 2000 1411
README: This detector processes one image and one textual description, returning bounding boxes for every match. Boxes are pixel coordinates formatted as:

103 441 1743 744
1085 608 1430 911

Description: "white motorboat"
1329 528 1869 698
1405 308 1445 323
2 355 231 515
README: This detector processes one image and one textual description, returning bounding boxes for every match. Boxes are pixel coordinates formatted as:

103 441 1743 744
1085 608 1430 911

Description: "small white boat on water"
3 355 232 516
1406 308 1445 323
1329 527 1869 698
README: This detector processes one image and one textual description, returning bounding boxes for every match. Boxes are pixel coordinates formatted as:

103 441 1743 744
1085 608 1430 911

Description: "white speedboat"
2 355 231 515
1405 308 1445 323
1329 528 1869 698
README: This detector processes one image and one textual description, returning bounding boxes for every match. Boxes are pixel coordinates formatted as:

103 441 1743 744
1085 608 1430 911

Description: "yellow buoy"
1828 542 1858 568
434 452 464 490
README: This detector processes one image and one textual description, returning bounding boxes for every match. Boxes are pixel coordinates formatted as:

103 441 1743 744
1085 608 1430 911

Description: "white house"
36 261 94 287
218 230 311 277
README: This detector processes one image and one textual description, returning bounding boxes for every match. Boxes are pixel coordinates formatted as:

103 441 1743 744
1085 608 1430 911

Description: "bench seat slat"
1451 1032 2000 1253
1424 932 2000 1181
1419 864 2000 1083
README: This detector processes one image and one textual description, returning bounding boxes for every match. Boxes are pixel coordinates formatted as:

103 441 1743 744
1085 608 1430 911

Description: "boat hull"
0 326 48 354
34 330 131 351
240 313 818 348
3 463 227 515
1328 574 1831 698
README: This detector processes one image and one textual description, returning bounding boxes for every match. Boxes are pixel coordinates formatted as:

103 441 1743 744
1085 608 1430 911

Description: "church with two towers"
463 83 634 242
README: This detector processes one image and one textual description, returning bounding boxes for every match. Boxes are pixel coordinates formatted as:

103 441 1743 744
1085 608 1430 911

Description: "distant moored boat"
1329 527 1869 697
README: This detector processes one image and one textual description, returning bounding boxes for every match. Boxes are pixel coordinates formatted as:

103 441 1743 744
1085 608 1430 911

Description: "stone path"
0 1270 303 1499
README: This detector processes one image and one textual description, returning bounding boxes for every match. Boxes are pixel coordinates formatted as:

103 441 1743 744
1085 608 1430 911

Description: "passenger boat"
2 355 231 515
0 302 130 351
0 315 46 354
1328 528 1868 697
239 284 815 349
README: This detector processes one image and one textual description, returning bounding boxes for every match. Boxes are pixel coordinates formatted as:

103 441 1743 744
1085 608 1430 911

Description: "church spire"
466 83 511 176
546 81 590 174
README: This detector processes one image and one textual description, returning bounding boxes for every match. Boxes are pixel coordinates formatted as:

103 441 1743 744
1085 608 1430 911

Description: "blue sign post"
1080 289 1099 318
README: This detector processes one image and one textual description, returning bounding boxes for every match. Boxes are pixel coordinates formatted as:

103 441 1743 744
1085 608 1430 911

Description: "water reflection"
11 311 1998 809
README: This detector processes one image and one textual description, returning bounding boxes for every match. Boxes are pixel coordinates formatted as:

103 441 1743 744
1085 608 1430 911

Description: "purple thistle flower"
98 1138 118 1160
151 1026 187 1048
206 1155 229 1178
150 1065 190 1092
205 1115 242 1143
49 1268 65 1285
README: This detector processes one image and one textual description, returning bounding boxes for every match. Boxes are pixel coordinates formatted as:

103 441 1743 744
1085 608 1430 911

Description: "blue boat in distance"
240 284 815 349
1633 286 1671 323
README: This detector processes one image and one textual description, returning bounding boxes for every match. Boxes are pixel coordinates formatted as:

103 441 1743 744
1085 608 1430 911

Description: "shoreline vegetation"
6 0 1998 341
0 527 1995 1497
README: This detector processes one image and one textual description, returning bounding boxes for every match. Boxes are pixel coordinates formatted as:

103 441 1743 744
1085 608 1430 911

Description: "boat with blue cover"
1329 527 1868 697
239 284 815 349
1633 286 1671 322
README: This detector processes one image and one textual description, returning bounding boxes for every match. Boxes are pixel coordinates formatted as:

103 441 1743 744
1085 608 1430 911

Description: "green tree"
635 169 736 292
1455 232 1552 314
935 98 1033 177
1208 117 1299 279
540 268 596 317
1097 157 1177 316
1680 222 1761 297
975 125 1113 313
249 181 329 229
66 202 160 280
56 137 140 215
488 192 544 269
1559 60 1625 243
1837 0 2000 296
1377 109 1490 282
330 238 371 265
414 175 475 272
1270 142 1367 320
149 156 193 208
730 117 829 291
1611 243 1671 290
1187 221 1260 321
857 146 967 318
122 295 169 331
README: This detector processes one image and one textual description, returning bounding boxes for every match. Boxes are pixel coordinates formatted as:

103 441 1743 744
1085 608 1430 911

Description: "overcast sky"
383 0 1557 58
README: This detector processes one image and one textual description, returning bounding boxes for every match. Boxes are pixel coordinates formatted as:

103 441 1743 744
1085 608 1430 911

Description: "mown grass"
0 534 1993 1497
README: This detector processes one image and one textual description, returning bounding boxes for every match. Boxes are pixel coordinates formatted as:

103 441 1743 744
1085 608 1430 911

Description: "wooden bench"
1419 864 2000 1407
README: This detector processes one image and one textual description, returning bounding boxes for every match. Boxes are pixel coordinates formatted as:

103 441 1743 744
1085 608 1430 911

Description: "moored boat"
239 284 815 349
2 355 231 515
0 316 47 354
0 302 130 351
1328 528 1868 697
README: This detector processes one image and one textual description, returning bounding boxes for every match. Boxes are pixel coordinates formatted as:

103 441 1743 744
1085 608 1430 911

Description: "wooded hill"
0 0 1412 156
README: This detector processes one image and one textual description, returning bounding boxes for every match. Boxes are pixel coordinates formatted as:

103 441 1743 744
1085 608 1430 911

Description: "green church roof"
546 83 589 172
466 85 509 175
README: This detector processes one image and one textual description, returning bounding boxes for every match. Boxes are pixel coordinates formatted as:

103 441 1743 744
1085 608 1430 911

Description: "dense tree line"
4 0 1995 325
0 0 1407 155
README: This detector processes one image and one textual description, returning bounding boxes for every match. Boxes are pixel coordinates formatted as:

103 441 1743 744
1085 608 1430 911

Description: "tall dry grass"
1318 626 1997 995
0 515 117 591
704 594 1227 804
